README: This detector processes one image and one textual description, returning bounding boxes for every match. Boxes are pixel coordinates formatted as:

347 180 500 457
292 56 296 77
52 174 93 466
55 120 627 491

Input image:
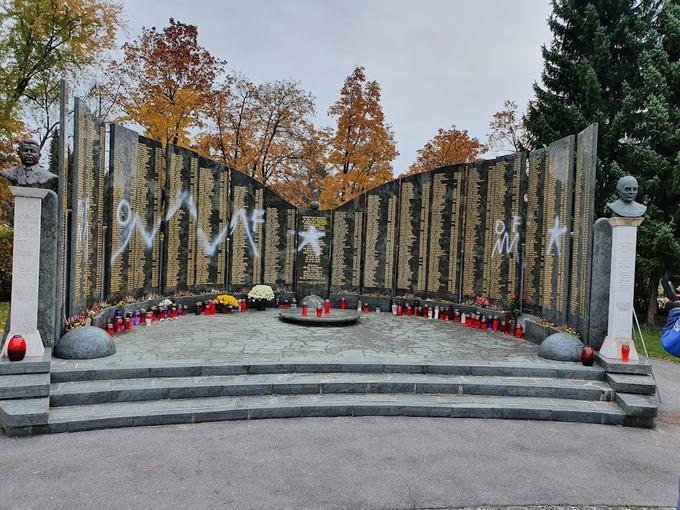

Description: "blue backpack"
661 307 680 357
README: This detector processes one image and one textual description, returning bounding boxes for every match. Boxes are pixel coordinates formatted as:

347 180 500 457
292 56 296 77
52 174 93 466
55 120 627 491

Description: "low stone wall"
525 320 560 346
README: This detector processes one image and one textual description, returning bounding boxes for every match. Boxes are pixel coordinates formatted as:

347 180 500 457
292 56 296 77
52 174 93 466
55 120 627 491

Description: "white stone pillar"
1 187 49 359
599 216 644 361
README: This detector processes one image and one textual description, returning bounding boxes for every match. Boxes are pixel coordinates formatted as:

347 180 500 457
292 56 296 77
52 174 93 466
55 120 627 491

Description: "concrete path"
1 358 678 510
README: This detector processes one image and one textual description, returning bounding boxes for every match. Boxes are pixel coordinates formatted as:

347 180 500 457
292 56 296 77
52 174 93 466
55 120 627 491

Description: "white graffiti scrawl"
492 216 522 258
547 215 568 256
229 208 265 257
297 225 325 256
111 191 231 264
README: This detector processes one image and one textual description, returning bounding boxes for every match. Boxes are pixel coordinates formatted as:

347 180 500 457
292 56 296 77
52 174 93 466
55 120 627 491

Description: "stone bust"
606 175 646 218
1 139 58 192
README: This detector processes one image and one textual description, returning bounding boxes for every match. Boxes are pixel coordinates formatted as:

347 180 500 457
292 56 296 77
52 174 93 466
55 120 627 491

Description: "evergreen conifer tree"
526 0 679 324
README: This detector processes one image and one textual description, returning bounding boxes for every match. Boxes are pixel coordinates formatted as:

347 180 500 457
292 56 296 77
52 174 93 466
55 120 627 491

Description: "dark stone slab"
39 191 59 347
588 218 612 350
537 332 583 361
54 326 116 359
605 373 656 395
596 353 653 375
295 208 332 298
615 392 658 417
329 196 365 295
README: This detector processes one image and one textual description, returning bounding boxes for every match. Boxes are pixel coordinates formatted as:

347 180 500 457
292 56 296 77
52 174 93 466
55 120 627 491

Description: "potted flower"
215 294 239 313
248 285 275 311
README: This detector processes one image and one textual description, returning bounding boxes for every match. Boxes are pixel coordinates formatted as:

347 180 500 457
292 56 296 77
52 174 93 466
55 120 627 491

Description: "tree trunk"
645 276 659 326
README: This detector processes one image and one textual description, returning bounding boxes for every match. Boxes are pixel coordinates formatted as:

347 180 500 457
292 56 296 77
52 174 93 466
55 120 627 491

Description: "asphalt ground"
1 360 678 510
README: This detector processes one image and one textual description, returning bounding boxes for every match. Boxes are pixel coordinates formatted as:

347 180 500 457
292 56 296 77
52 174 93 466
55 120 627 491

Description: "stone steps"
51 361 606 383
0 349 51 436
50 373 614 407
44 393 626 433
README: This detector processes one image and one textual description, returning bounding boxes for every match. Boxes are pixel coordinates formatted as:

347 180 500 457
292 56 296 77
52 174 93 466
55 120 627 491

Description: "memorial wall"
70 99 106 312
68 101 598 336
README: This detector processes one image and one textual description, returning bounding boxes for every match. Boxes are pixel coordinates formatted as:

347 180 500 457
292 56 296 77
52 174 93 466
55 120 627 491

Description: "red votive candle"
106 322 114 336
324 299 330 315
240 299 246 313
363 304 369 313
340 298 346 310
302 303 308 316
316 305 323 318
621 344 630 363
284 299 290 310
515 325 523 338
125 317 132 331
114 318 123 333
492 317 499 332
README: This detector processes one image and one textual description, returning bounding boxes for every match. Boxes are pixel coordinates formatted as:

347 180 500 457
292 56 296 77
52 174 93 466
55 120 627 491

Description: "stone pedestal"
599 216 643 362
1 187 50 359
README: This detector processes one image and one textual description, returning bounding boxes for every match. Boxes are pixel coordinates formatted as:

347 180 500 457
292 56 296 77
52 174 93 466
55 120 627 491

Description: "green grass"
0 301 8 332
634 325 679 363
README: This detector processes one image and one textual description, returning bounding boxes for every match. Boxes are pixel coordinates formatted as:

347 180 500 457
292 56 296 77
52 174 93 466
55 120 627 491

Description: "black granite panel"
395 172 432 297
295 208 331 297
362 180 400 297
569 124 598 338
540 135 575 323
482 154 524 302
70 98 106 313
523 148 547 310
461 162 489 301
228 169 265 293
163 144 200 293
330 196 365 295
263 187 297 293
193 157 230 291
423 165 465 301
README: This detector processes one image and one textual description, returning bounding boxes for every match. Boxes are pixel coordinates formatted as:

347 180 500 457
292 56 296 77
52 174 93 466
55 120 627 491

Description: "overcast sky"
119 0 553 175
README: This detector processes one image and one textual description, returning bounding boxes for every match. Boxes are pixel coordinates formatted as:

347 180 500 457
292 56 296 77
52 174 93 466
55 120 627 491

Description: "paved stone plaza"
53 311 550 369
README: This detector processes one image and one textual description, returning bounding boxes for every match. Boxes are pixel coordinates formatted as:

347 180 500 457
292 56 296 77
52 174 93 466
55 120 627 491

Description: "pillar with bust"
598 176 647 362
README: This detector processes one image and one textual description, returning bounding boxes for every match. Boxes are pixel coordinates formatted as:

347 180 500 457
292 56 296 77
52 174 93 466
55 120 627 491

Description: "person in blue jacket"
661 285 680 358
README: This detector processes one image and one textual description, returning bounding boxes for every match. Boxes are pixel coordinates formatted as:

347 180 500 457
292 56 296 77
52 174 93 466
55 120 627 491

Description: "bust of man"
1 139 58 191
606 175 647 218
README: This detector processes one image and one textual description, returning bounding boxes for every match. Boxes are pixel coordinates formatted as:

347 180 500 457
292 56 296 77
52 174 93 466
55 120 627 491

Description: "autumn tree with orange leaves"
107 18 226 150
198 77 322 188
322 66 397 207
407 126 486 175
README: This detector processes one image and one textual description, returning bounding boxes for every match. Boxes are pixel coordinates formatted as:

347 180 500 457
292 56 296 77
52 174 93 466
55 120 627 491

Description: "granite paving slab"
50 311 584 370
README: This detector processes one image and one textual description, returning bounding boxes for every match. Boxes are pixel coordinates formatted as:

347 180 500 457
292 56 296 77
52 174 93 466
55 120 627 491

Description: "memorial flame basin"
278 309 361 326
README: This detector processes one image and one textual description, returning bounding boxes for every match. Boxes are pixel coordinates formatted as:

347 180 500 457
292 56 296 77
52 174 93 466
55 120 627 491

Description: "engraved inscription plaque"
523 148 547 309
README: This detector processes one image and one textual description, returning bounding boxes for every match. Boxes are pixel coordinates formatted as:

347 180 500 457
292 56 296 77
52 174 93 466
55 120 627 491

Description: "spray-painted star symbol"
547 215 568 256
298 225 325 256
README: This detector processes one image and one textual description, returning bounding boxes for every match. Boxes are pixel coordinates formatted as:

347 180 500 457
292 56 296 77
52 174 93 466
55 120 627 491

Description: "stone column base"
599 336 639 362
